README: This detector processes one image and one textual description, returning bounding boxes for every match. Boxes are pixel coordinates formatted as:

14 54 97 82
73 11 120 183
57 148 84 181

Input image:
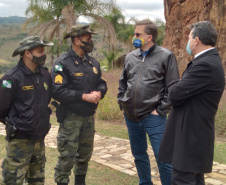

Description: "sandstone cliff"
163 0 226 75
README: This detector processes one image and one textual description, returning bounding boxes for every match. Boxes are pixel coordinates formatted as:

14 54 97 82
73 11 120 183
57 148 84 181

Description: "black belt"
13 131 43 140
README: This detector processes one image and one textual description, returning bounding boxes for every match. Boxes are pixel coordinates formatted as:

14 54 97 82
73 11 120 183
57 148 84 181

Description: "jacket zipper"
134 57 145 117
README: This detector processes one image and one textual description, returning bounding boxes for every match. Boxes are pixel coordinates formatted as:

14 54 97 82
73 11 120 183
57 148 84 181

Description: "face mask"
186 40 195 56
80 40 94 53
31 54 47 66
132 36 148 48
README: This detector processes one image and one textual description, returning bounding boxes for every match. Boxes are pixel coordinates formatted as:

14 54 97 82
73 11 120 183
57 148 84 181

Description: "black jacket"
0 59 51 139
118 44 179 121
50 47 107 117
159 48 225 173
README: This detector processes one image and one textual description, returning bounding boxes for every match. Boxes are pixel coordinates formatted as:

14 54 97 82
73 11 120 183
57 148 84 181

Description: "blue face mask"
132 38 145 48
186 40 195 56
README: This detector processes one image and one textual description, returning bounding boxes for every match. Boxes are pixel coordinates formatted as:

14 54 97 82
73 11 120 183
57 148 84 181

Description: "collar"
69 47 91 66
18 58 41 75
140 48 150 57
138 44 157 57
194 47 215 58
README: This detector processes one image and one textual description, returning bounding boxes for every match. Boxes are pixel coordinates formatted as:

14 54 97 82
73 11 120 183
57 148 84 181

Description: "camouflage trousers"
1 138 46 185
54 111 95 184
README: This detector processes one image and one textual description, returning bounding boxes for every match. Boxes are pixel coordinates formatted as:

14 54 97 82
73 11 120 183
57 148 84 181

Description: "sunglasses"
133 33 146 37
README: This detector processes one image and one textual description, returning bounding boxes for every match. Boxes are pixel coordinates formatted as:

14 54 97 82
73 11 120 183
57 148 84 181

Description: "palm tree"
24 0 118 58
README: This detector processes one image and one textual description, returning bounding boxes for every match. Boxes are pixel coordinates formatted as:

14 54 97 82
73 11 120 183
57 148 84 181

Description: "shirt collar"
140 48 150 57
194 47 215 58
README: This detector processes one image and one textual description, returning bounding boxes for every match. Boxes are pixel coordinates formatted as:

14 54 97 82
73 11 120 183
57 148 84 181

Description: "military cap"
64 24 97 39
12 36 54 57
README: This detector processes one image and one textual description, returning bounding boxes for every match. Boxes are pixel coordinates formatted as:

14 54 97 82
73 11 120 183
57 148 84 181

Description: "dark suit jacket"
159 48 225 173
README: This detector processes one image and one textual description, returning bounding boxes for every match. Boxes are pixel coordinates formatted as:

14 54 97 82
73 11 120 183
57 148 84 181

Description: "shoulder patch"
55 74 63 84
55 65 63 72
2 80 12 88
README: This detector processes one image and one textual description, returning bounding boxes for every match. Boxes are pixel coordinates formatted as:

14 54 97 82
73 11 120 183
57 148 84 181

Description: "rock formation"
163 0 226 75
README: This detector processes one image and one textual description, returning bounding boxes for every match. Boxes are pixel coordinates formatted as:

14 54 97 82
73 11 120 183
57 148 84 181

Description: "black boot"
75 174 86 185
57 183 68 185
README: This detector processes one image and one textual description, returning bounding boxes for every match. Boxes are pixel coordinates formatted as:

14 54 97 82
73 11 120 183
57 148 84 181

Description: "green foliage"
154 18 166 46
104 7 125 33
100 47 123 70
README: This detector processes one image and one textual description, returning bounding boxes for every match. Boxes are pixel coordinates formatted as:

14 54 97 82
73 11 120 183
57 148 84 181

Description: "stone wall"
163 0 226 75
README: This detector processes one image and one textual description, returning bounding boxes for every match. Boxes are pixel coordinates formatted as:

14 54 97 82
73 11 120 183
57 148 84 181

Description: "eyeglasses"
133 33 146 37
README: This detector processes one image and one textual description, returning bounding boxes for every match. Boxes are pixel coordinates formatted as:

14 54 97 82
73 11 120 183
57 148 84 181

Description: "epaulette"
41 66 49 71
89 56 98 63
60 51 71 60
6 66 19 77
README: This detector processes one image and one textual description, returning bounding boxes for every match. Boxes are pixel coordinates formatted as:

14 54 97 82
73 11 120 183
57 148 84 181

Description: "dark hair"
135 19 158 43
71 36 76 43
190 21 217 47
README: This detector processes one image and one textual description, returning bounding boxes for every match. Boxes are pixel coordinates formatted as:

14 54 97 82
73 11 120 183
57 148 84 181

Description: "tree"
101 47 123 70
154 18 165 46
24 0 118 60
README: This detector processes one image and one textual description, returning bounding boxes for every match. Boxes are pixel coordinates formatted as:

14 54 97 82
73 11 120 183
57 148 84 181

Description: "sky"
0 0 165 21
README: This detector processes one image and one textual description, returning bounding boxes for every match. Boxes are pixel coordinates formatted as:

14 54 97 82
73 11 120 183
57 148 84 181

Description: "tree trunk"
163 0 226 76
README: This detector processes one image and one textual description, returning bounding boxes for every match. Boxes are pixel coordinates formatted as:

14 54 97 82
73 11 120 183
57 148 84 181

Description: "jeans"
124 114 172 185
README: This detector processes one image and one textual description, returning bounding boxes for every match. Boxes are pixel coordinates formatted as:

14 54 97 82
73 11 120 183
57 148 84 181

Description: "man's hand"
151 110 159 115
82 91 101 104
91 91 102 99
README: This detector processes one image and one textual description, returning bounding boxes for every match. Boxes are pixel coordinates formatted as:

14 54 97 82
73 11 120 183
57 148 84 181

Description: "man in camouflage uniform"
0 36 53 185
51 25 107 185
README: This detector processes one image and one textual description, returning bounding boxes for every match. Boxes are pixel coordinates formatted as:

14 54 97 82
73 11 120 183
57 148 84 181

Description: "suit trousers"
172 168 205 185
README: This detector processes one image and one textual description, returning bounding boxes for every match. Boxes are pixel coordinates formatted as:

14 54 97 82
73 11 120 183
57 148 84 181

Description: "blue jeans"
124 114 172 185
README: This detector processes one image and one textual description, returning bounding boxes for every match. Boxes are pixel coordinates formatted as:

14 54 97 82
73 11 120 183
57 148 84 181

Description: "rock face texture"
163 0 226 75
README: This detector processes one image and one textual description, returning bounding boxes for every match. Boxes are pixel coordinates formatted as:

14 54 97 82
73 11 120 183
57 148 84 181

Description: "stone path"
0 123 226 185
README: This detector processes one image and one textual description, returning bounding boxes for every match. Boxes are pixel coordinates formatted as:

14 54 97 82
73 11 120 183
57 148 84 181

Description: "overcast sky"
0 0 165 21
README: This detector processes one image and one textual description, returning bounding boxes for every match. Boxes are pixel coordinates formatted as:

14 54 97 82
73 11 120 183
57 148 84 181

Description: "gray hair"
190 21 217 47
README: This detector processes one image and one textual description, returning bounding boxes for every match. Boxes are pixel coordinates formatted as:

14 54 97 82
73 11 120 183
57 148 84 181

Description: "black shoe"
75 174 86 185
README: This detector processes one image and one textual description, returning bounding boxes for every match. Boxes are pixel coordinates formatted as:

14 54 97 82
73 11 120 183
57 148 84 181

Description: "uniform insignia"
74 73 84 77
89 61 92 64
22 85 34 90
44 82 48 91
93 67 98 74
55 65 63 72
2 80 12 88
101 77 107 82
75 61 79 65
55 75 63 84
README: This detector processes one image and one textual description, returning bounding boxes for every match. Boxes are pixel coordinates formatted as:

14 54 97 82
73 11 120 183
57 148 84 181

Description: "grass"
215 93 226 136
214 143 226 164
0 135 138 185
